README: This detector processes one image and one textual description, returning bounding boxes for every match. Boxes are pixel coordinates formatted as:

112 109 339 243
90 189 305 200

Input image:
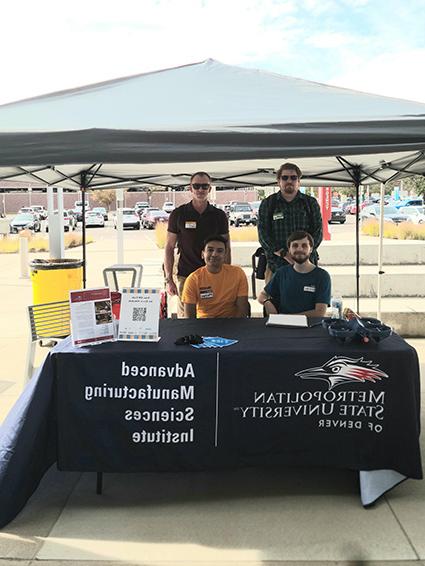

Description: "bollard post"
19 235 29 279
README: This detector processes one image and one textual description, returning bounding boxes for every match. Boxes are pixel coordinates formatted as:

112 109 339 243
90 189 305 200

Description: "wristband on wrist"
263 298 272 305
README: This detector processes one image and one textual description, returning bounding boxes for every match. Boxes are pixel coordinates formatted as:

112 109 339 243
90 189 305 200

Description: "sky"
1 0 425 105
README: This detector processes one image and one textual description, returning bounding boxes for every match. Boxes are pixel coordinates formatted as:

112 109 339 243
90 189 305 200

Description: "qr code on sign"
132 307 147 322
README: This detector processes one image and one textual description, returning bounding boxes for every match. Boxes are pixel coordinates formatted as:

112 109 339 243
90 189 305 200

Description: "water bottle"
331 295 343 319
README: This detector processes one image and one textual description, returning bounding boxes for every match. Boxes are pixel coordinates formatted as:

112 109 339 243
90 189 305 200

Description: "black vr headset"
175 334 203 346
322 317 392 344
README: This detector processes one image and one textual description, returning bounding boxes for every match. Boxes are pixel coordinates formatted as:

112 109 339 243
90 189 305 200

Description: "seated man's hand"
264 300 278 315
258 289 278 314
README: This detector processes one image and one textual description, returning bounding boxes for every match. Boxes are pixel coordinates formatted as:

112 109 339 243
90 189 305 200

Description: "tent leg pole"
377 183 386 320
355 180 360 313
81 174 87 288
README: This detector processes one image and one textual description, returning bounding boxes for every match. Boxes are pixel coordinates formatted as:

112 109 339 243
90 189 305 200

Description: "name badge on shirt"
200 287 214 299
304 285 316 293
273 212 284 221
185 221 197 229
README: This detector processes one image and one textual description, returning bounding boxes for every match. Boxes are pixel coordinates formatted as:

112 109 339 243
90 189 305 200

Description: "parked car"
73 200 90 221
92 207 108 221
399 206 425 224
248 200 261 219
65 209 78 229
114 208 140 230
162 201 175 213
20 205 47 220
360 205 409 224
144 209 169 229
347 200 374 215
347 203 357 215
228 203 257 226
9 213 41 234
45 210 73 232
18 206 43 220
329 203 346 224
74 199 90 209
342 201 352 214
134 201 150 216
85 211 105 228
394 198 424 209
215 203 231 217
140 207 160 228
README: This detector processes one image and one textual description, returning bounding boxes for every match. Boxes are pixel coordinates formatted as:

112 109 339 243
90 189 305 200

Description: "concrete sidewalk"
0 234 424 565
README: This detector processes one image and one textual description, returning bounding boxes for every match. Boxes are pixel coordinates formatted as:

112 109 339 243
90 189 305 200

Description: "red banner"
318 187 332 241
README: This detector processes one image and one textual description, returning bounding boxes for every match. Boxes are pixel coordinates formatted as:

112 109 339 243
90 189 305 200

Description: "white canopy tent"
1 59 425 308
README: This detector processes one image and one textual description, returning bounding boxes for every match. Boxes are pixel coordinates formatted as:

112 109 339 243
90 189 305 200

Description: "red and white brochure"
70 287 115 347
111 291 121 320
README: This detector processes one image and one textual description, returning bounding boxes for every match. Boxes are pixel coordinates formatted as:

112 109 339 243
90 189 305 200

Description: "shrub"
155 222 168 249
229 226 258 242
0 232 93 253
65 232 94 249
0 236 19 253
154 223 260 248
361 219 425 240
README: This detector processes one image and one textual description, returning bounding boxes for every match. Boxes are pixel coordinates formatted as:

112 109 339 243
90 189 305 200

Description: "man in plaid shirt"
257 163 323 282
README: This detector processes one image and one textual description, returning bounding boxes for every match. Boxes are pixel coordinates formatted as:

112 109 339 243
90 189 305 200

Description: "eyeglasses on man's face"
280 175 299 181
192 183 210 190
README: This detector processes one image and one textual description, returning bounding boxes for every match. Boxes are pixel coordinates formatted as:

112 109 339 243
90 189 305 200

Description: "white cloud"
328 48 425 103
306 31 359 48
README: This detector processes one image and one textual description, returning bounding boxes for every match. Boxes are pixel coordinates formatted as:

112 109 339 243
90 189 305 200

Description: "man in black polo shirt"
164 171 230 317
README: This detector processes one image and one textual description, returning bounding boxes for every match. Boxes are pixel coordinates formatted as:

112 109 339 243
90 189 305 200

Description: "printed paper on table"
118 287 161 342
70 287 115 347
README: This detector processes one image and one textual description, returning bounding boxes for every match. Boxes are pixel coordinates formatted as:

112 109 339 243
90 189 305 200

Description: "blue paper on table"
191 336 238 348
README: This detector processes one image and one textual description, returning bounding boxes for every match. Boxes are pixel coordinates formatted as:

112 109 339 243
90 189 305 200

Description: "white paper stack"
266 314 308 328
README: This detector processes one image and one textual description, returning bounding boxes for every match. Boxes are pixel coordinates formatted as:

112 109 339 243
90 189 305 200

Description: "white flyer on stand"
70 287 115 347
118 287 161 342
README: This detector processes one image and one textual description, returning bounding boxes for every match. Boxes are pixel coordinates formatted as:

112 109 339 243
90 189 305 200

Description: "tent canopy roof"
1 59 425 189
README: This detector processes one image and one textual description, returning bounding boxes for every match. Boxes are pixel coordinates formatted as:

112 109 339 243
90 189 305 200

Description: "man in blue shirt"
258 230 331 318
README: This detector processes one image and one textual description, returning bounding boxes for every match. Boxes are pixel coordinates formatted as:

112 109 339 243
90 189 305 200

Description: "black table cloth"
0 318 422 528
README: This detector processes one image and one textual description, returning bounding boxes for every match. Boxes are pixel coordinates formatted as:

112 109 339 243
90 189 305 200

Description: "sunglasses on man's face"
280 175 299 181
192 183 210 190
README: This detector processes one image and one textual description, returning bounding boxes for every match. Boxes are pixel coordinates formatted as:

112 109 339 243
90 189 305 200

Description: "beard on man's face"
290 251 309 264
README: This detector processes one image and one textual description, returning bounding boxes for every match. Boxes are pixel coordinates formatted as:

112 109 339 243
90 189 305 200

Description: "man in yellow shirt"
182 236 249 319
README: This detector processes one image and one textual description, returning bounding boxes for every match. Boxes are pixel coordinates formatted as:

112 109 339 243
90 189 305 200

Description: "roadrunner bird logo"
295 356 389 391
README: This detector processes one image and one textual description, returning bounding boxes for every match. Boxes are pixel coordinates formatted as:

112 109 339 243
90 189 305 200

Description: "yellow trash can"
30 259 83 304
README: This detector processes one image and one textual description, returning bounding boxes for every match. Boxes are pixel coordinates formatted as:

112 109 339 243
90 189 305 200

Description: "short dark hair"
190 171 212 183
276 162 302 179
203 234 228 248
287 230 313 248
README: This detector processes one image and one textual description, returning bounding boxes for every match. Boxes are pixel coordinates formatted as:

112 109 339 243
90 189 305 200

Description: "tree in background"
373 175 425 198
403 175 425 198
91 189 116 210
